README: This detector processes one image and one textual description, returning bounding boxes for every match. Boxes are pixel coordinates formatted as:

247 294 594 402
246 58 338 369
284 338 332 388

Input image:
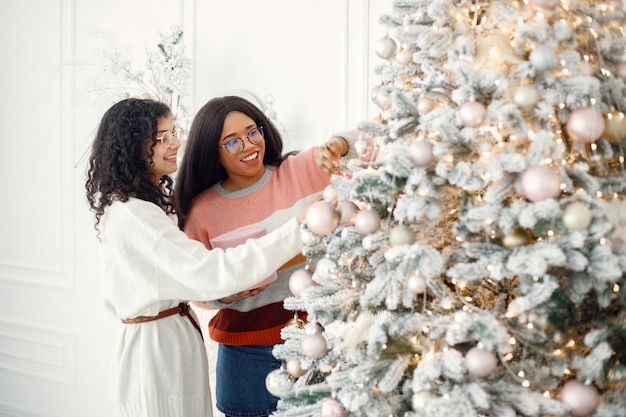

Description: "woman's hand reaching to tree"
314 136 349 175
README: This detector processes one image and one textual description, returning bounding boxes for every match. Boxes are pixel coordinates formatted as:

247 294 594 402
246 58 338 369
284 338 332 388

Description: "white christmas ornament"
305 200 340 235
389 224 416 246
513 85 540 110
354 137 369 155
408 140 435 167
529 44 556 71
465 346 497 377
417 97 434 115
375 36 397 60
323 185 338 203
395 48 413 65
562 201 593 231
301 332 328 359
501 228 531 249
265 368 294 397
412 391 435 412
321 398 346 417
566 107 605 144
559 380 600 417
407 273 427 294
314 257 338 280
521 165 561 202
286 358 307 378
304 321 323 335
459 101 487 128
289 268 315 297
354 209 382 235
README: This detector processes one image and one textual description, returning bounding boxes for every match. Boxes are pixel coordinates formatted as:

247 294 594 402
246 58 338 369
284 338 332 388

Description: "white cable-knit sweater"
98 198 303 417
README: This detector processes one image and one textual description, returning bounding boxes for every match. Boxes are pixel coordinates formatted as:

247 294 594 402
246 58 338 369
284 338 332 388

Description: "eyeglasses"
156 127 184 148
220 126 264 155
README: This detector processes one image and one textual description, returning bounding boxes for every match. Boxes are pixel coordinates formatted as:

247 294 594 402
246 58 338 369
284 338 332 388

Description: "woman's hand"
314 136 349 175
218 284 270 304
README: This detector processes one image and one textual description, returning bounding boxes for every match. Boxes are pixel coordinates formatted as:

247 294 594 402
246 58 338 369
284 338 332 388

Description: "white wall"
0 0 388 416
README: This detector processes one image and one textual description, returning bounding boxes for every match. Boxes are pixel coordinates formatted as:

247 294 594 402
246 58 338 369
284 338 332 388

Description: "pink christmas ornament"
301 332 328 359
465 346 497 377
338 200 359 225
528 0 561 10
408 140 435 167
371 84 392 110
566 107 605 144
560 380 600 417
305 200 340 235
521 165 561 202
354 209 382 235
289 268 315 297
321 398 346 417
407 273 427 294
417 97 434 115
459 101 487 128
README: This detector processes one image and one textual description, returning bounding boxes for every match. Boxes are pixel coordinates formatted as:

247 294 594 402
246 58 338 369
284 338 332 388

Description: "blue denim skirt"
215 344 281 417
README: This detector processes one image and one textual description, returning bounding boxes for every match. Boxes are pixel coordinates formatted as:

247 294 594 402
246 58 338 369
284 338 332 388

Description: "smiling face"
218 111 266 191
150 114 181 184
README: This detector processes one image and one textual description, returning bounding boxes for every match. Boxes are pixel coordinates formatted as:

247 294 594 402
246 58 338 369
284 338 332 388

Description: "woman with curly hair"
85 98 304 417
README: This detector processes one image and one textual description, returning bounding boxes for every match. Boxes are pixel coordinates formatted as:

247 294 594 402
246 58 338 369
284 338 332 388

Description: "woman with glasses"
175 95 354 417
85 98 306 417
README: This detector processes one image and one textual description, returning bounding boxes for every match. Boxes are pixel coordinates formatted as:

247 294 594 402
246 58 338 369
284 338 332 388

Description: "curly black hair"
85 98 177 232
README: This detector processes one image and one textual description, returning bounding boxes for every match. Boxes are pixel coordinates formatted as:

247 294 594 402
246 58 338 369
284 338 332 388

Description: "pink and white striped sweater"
184 147 330 345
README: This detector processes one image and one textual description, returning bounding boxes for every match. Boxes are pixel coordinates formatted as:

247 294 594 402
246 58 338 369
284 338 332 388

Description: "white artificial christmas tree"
270 1 626 417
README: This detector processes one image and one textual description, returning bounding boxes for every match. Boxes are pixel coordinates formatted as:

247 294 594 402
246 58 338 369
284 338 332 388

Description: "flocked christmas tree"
266 1 626 417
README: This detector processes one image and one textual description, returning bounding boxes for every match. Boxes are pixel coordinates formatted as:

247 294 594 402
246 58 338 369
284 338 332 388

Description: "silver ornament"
389 224 416 246
513 85 540 110
562 201 592 231
465 346 497 377
265 368 294 397
529 44 556 71
375 36 397 60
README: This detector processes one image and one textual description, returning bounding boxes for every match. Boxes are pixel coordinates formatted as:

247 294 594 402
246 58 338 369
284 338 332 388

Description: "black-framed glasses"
220 126 264 155
156 127 184 148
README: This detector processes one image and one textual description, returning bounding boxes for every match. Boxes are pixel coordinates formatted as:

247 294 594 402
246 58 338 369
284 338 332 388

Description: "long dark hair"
175 95 296 221
85 98 176 231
